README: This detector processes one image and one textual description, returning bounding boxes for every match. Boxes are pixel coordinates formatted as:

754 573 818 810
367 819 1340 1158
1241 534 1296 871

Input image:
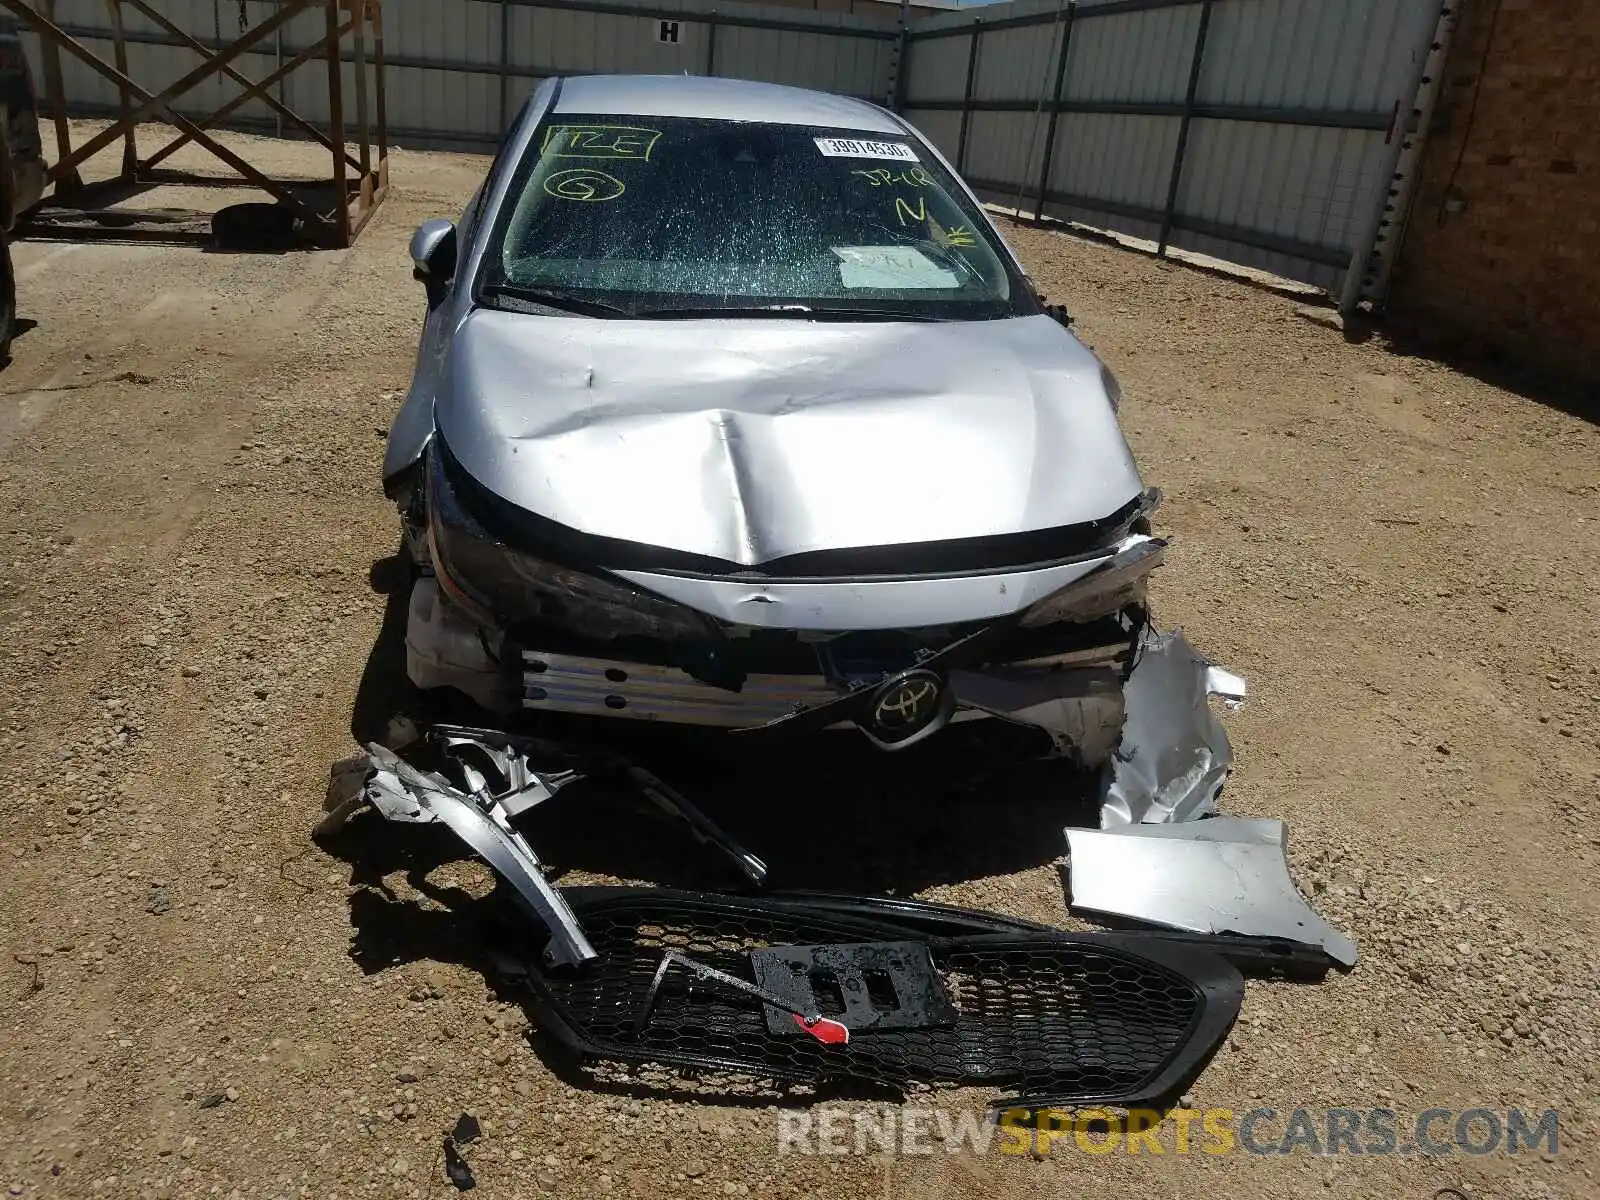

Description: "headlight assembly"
426 443 717 641
1017 536 1166 628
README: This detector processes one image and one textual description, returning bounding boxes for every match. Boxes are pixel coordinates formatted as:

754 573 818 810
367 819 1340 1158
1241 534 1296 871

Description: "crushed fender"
1099 627 1248 827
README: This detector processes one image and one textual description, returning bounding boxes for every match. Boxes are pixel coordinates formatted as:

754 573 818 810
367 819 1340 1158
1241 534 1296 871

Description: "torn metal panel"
316 728 772 967
1099 628 1248 827
316 742 598 968
1063 819 1358 969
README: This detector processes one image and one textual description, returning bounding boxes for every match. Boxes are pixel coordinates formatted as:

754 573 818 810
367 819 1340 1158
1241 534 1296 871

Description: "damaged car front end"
384 74 1170 765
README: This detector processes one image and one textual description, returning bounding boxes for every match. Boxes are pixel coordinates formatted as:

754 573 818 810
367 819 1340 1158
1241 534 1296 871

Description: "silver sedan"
383 74 1162 762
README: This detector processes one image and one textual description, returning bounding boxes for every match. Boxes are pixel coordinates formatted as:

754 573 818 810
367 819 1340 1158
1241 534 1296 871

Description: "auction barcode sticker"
814 137 919 162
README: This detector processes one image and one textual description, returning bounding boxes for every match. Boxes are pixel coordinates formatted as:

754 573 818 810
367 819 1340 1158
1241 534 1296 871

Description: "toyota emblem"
868 669 948 740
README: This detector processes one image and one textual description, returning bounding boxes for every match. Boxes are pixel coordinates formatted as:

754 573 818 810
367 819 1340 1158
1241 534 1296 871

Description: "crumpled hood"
435 310 1143 567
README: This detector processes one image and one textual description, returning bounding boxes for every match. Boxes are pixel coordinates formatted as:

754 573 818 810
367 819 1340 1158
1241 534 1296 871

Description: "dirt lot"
1 124 1597 1200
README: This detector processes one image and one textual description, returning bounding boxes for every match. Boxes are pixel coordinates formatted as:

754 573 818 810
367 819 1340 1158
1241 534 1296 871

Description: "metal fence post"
1158 0 1213 256
1338 0 1457 315
705 11 718 78
1032 0 1076 220
954 18 980 172
889 0 909 111
498 0 511 132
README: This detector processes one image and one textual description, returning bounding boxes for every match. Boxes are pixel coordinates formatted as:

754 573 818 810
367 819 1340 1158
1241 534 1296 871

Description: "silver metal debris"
317 741 599 968
1099 628 1247 827
1063 818 1358 968
315 726 770 967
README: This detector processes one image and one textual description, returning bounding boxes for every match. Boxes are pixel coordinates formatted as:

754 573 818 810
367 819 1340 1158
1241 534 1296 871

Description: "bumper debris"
1099 628 1248 826
314 726 769 967
1064 818 1359 969
317 739 598 968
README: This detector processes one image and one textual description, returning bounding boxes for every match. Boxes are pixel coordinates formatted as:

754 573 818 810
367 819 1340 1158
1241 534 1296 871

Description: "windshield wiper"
636 302 946 322
479 283 633 317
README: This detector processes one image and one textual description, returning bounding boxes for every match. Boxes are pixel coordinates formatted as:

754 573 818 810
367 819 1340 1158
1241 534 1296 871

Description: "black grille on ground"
516 889 1242 1109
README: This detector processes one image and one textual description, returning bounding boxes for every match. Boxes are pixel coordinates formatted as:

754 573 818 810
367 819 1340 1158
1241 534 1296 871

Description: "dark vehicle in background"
0 13 45 361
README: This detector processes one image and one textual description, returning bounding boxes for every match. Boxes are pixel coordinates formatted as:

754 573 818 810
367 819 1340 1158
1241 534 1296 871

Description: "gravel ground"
1 124 1597 1200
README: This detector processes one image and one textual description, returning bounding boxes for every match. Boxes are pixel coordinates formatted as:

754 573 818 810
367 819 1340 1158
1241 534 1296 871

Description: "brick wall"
1388 0 1600 388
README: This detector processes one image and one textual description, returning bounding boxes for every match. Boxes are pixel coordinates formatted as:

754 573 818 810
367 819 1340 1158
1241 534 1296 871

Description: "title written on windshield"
542 125 662 161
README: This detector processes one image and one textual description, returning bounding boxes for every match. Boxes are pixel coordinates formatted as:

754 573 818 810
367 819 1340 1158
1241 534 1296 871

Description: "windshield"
477 113 1037 320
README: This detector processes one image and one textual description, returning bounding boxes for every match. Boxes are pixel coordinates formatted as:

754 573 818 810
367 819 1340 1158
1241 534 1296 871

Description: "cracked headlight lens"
1018 537 1165 628
426 443 715 640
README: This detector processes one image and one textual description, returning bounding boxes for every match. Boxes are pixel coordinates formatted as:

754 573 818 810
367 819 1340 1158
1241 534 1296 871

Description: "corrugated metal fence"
23 0 1452 300
23 0 901 150
900 0 1447 294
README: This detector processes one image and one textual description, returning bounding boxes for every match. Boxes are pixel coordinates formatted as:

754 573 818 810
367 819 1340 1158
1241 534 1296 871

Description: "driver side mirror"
410 219 458 309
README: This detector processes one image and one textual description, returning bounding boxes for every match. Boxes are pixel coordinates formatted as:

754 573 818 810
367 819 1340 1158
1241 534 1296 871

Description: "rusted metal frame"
4 3 329 228
349 6 388 243
325 0 351 246
372 0 388 175
120 0 353 173
274 1 284 138
139 11 360 172
1157 0 1212 257
104 0 137 176
1032 1 1076 222
953 18 980 173
352 0 371 180
32 0 80 189
17 0 311 185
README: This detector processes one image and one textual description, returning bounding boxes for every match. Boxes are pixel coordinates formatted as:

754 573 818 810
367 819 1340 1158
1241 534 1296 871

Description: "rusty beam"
119 0 357 174
325 0 350 245
371 0 388 167
103 0 136 177
138 10 360 173
352 1 371 179
0 0 331 229
31 0 310 185
33 0 79 190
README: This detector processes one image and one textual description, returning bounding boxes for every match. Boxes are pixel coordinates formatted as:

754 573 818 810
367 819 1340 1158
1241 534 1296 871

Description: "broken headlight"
425 444 717 641
1017 536 1166 628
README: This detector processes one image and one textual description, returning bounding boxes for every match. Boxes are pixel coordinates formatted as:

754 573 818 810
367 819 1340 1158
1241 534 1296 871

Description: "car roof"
551 75 904 135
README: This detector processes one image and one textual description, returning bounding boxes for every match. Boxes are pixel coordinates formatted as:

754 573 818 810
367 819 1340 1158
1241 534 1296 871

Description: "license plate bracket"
749 940 956 1036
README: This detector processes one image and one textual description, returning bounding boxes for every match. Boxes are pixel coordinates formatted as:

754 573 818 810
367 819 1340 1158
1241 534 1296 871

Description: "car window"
478 114 1036 320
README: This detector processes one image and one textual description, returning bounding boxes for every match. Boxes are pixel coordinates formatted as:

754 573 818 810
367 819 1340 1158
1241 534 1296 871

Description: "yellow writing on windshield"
542 125 663 161
852 166 933 188
543 168 626 202
894 195 927 226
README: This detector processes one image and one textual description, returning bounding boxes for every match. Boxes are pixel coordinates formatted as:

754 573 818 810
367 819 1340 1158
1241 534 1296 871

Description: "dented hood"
434 310 1143 567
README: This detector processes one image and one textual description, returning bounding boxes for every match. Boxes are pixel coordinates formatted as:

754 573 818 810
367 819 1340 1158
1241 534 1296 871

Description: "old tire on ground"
211 203 299 251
